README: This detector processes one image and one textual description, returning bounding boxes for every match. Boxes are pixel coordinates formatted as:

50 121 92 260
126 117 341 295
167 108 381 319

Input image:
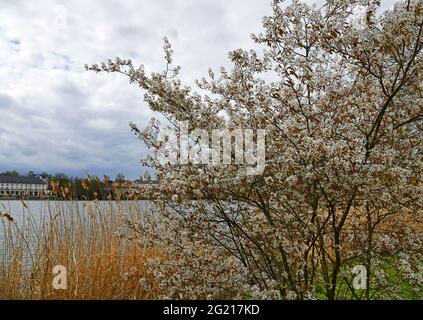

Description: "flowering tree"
88 0 423 299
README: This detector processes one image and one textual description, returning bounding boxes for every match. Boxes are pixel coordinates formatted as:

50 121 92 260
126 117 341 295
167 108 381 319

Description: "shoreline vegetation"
1 198 422 300
0 199 161 299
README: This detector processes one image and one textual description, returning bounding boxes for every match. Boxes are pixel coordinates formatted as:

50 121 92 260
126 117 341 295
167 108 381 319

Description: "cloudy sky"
0 0 396 179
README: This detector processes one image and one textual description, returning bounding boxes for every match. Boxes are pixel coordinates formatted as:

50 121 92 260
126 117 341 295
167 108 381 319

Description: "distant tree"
115 173 126 183
53 173 69 180
1 170 20 177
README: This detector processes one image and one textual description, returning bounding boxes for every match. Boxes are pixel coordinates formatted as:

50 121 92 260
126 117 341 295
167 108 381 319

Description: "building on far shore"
0 175 47 197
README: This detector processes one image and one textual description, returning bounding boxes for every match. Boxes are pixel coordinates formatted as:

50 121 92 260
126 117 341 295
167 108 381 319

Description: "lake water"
0 200 148 225
0 200 149 269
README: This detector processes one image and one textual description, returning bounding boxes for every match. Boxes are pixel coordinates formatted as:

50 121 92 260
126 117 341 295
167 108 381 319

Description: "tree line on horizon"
0 170 127 182
0 171 135 200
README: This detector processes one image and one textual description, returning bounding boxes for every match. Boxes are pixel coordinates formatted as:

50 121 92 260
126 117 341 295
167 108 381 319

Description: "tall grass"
0 200 160 300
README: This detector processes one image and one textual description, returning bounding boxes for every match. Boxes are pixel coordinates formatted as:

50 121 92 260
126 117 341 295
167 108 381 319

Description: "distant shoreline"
0 196 52 201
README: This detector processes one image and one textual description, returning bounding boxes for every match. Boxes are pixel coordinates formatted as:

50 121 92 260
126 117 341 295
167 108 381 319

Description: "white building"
0 175 47 197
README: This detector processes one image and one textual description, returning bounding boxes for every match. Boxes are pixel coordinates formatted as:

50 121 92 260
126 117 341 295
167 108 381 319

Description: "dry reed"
0 200 160 300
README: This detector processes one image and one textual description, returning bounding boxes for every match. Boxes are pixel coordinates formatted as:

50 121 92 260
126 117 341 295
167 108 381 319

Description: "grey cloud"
0 93 15 109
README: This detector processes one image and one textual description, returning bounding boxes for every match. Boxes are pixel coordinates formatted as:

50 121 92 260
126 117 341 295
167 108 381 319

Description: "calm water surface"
0 200 149 266
0 200 147 225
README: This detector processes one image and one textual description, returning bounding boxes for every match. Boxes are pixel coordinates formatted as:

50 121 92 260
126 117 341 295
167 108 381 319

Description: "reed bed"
0 200 160 300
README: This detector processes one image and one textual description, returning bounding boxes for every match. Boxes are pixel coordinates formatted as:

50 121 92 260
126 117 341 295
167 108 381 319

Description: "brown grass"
0 200 161 300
